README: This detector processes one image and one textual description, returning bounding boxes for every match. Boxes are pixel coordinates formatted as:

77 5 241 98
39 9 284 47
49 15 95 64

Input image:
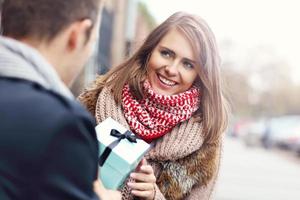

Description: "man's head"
1 0 102 85
1 0 100 42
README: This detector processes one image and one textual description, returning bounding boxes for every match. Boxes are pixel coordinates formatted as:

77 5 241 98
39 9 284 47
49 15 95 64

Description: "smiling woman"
148 28 198 95
78 12 229 200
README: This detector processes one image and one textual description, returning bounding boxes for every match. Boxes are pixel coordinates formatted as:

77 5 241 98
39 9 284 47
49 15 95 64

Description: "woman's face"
147 29 198 96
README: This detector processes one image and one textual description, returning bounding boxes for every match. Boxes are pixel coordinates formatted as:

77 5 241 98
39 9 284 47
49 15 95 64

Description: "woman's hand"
93 180 122 200
128 158 156 200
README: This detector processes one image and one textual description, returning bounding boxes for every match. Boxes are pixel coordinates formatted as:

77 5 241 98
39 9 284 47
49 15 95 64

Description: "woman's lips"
157 74 177 86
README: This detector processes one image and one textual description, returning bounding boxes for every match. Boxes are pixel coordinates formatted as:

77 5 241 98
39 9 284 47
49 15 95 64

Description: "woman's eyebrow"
159 46 176 56
183 57 196 64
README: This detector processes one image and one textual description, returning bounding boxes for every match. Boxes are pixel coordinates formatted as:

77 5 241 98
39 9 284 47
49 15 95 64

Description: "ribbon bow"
110 129 137 143
99 129 137 167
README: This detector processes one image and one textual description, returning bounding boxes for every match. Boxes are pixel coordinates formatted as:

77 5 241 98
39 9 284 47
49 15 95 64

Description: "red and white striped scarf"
121 80 200 143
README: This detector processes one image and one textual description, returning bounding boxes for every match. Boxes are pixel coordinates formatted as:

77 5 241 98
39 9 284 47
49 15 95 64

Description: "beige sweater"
79 86 222 200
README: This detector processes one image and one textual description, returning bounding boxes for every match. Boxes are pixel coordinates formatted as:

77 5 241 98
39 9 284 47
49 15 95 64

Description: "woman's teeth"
158 75 176 86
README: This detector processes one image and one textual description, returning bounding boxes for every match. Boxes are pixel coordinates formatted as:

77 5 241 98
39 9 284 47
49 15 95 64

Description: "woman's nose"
164 61 179 76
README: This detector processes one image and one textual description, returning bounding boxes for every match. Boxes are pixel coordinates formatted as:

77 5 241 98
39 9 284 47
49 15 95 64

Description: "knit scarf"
121 80 200 143
78 84 220 200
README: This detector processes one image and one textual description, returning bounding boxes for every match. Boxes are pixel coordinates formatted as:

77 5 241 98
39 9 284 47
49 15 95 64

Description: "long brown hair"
91 12 229 144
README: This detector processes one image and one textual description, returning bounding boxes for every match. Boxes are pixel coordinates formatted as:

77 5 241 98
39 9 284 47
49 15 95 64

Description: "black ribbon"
99 129 137 167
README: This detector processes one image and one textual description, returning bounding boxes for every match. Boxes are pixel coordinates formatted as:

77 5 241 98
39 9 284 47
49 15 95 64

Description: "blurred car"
242 119 266 147
275 124 300 150
261 115 300 149
229 119 252 138
294 140 300 156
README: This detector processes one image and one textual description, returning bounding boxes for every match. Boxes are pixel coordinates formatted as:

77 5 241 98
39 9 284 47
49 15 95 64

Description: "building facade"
71 0 155 96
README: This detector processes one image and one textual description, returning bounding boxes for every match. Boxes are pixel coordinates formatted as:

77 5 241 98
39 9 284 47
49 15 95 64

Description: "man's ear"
67 19 93 51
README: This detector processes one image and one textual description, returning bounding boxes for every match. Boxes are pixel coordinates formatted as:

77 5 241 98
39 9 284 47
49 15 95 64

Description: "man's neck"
20 37 70 86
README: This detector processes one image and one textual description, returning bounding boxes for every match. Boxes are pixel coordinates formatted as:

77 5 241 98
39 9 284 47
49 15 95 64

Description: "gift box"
95 117 151 190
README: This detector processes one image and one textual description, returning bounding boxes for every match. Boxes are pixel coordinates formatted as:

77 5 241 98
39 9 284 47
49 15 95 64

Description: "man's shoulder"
0 77 95 131
0 77 97 156
0 78 99 196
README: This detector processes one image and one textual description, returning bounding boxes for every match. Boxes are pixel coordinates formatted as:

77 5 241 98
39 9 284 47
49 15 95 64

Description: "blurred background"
72 0 300 199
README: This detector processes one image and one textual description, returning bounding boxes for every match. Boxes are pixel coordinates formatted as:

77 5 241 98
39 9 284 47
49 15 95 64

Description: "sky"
141 0 300 83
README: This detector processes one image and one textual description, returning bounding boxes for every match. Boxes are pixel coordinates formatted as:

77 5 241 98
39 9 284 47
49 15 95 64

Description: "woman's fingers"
131 189 154 198
127 182 153 191
136 158 148 171
130 172 156 183
141 158 148 165
139 164 154 174
128 182 156 200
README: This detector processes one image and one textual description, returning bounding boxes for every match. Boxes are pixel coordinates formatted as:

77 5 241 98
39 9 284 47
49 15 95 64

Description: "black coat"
0 77 99 200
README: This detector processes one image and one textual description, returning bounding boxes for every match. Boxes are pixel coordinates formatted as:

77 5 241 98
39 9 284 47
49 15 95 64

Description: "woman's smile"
157 73 177 86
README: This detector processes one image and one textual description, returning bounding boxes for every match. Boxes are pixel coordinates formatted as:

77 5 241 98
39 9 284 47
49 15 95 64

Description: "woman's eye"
160 50 171 58
183 61 194 69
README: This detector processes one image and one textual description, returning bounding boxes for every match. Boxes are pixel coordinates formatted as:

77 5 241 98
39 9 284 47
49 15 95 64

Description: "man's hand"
93 180 122 200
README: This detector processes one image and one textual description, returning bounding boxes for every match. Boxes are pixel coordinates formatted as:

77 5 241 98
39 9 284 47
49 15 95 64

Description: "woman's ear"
66 19 93 51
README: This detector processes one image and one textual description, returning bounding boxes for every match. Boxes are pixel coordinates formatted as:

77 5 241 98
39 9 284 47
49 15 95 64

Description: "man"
0 0 120 199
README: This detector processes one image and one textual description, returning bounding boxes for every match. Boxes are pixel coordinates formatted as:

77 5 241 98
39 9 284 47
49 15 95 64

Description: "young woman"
79 12 229 200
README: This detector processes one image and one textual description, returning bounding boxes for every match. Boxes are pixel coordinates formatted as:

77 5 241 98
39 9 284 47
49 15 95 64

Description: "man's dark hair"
1 0 100 41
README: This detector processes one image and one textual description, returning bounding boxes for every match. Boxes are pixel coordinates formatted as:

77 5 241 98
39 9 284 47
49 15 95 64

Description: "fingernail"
131 190 135 194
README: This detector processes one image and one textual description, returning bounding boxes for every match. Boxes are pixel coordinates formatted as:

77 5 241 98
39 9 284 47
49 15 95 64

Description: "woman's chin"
152 86 175 96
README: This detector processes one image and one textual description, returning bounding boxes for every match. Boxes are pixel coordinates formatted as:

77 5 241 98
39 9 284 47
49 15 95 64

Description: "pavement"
214 137 300 200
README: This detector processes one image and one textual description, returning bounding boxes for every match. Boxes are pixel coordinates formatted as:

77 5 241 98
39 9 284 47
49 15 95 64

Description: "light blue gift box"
95 117 151 190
